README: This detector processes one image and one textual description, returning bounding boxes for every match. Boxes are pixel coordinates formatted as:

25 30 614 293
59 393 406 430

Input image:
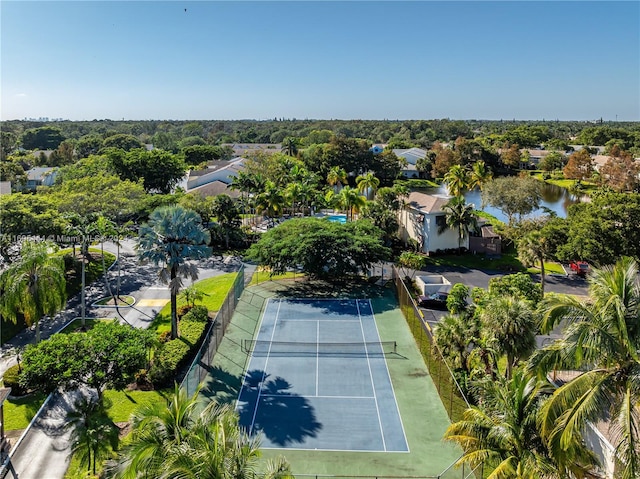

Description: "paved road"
415 265 589 346
1 240 248 479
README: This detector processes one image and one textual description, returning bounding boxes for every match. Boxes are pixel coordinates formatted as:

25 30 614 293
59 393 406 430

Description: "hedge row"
2 364 26 396
148 306 209 386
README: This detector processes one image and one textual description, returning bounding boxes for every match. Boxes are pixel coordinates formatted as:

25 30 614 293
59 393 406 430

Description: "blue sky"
1 1 638 121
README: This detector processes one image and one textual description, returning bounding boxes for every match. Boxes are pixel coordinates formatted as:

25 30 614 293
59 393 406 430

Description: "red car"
569 261 589 277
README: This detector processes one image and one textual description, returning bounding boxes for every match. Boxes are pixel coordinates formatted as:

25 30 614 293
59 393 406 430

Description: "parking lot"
414 265 590 336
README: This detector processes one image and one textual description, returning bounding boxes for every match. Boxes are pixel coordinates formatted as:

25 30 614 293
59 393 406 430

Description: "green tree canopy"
246 218 390 280
558 191 640 264
481 176 542 225
20 127 66 150
0 240 66 343
106 148 187 194
102 134 144 152
20 320 154 396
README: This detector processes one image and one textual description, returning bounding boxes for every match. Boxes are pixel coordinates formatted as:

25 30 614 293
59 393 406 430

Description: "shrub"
177 304 192 319
181 305 208 323
3 364 27 396
158 330 172 344
149 318 208 387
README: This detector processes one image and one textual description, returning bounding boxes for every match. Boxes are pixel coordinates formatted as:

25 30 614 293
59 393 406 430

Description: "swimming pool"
326 214 347 224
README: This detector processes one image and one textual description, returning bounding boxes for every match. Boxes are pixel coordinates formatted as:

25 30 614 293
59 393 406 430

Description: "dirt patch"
115 422 131 439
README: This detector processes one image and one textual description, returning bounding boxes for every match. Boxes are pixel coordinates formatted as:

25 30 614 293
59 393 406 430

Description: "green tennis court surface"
203 280 463 478
236 298 409 452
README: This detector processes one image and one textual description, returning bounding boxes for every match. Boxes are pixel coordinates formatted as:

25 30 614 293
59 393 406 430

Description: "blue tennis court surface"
236 298 409 452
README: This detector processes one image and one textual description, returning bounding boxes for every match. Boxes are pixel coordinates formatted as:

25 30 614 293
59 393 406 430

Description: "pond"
430 182 581 224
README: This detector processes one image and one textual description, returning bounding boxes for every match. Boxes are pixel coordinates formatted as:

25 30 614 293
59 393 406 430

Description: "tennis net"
241 339 397 356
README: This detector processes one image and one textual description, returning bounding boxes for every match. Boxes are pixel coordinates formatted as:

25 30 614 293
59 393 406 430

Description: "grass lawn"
102 388 171 423
531 174 598 193
149 272 238 334
527 261 566 275
248 270 302 285
4 392 48 431
423 251 525 272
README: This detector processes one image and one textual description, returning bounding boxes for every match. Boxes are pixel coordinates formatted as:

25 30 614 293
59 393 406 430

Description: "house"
393 148 427 178
523 149 563 166
0 181 11 195
23 167 57 190
399 191 465 254
185 157 246 198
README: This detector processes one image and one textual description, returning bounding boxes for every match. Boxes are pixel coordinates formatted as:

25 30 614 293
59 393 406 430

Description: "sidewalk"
1 243 248 479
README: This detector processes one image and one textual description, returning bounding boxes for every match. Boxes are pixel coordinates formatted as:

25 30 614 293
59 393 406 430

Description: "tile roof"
406 191 451 214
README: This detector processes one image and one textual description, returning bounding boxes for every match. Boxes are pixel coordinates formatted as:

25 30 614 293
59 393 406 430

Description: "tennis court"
236 298 409 452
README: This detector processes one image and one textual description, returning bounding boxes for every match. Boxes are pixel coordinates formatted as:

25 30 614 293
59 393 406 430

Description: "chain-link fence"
181 265 245 397
391 266 470 423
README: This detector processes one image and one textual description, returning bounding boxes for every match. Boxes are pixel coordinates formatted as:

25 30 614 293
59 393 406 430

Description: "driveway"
415 265 589 344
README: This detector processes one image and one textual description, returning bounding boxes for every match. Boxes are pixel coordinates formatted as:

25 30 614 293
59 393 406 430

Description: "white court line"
366 298 411 452
235 298 273 412
260 394 375 399
261 445 409 454
356 299 387 452
315 320 320 396
246 299 282 436
277 318 360 322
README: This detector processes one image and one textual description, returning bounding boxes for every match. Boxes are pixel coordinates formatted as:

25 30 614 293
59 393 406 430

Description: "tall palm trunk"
170 266 178 339
81 257 86 328
101 241 115 300
538 253 545 296
31 283 41 343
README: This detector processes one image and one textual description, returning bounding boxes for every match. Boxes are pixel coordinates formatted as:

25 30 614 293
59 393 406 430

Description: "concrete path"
1 241 248 479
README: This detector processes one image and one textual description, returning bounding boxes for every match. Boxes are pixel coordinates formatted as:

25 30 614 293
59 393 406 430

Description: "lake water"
430 183 580 223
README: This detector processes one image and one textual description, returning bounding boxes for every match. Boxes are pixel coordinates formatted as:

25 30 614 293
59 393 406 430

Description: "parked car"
569 261 590 277
418 292 449 310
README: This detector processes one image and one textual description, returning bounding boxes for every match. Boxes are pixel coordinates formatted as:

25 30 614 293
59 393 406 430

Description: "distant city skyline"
1 1 638 122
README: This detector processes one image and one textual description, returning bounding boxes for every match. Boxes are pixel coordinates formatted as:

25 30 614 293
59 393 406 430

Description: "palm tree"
326 166 347 192
137 205 211 340
444 164 469 198
336 186 366 221
66 395 118 475
433 314 477 376
285 181 303 216
229 171 253 219
95 215 117 300
469 160 493 191
518 231 551 295
438 196 478 253
530 257 640 479
0 240 66 343
356 171 380 201
481 295 537 380
444 370 599 478
281 136 298 157
110 384 293 479
255 181 286 220
64 213 97 327
211 194 240 249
